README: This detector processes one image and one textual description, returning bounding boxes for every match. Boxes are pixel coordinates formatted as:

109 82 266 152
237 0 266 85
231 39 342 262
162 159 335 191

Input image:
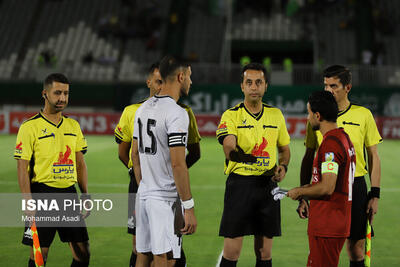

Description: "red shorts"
307 235 346 267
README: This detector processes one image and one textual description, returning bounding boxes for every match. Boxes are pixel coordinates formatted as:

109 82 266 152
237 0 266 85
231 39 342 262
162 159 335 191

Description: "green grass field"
0 135 399 266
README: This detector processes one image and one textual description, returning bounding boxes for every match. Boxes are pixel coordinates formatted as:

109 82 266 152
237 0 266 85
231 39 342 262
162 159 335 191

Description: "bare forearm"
118 142 131 168
132 160 142 185
77 160 88 194
369 154 381 188
300 149 315 186
300 158 313 186
297 183 332 199
278 146 290 166
17 160 31 195
172 165 192 201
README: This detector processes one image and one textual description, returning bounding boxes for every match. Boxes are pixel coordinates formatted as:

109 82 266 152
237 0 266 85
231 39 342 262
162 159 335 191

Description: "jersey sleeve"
319 137 344 167
304 121 318 149
186 107 201 145
216 110 237 145
166 108 189 147
277 110 290 147
364 109 382 147
14 123 34 161
75 123 88 154
114 107 133 144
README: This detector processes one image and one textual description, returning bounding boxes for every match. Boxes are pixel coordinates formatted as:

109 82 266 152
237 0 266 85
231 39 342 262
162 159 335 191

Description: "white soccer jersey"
133 95 189 200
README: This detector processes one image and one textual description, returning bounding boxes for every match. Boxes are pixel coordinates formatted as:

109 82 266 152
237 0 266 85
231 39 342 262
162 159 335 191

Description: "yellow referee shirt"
305 103 382 177
114 101 201 168
14 112 88 188
217 102 290 176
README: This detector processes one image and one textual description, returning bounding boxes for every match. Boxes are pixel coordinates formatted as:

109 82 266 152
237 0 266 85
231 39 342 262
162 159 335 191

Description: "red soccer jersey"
308 128 356 237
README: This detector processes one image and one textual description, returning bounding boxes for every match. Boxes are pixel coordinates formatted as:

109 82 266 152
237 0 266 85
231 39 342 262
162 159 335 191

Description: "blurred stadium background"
0 0 399 266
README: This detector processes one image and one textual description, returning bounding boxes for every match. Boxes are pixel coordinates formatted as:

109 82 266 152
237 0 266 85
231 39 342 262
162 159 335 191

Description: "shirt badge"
325 152 334 162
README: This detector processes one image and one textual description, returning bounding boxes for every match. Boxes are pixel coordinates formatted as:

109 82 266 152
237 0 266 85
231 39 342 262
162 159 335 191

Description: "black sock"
29 258 46 267
175 249 186 267
220 257 237 267
71 259 89 267
256 259 272 267
350 260 365 267
129 252 137 267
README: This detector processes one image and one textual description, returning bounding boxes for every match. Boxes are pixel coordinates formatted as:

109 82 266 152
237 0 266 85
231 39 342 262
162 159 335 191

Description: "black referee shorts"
22 183 89 248
127 173 138 235
348 176 374 240
219 173 281 238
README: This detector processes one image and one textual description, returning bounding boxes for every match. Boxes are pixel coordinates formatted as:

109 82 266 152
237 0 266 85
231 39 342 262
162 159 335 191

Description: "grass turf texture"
0 135 399 266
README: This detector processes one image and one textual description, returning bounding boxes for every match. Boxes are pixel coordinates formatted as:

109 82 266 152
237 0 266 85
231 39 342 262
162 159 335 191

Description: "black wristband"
370 187 380 199
281 164 288 173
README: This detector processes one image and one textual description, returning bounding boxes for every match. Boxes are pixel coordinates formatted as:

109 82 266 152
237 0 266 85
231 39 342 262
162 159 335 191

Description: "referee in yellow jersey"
114 62 201 267
216 63 290 267
14 73 90 267
299 65 382 267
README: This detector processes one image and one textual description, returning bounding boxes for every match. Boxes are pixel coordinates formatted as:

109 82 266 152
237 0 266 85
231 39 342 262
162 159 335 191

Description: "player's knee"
223 248 241 261
254 247 272 260
347 239 365 260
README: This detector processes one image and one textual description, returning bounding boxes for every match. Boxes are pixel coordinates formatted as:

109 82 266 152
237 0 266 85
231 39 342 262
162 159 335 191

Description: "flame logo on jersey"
54 145 73 165
217 121 228 136
218 121 227 129
15 142 23 154
251 137 270 158
117 126 122 133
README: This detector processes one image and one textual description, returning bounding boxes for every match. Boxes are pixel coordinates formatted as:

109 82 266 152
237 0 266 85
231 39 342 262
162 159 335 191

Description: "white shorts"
136 197 183 258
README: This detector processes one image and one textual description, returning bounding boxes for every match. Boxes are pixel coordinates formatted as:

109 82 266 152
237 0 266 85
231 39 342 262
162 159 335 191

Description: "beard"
50 101 67 112
180 85 189 97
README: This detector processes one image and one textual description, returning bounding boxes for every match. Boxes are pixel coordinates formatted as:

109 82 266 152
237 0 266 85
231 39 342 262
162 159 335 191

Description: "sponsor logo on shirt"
325 152 334 162
24 228 33 239
53 145 74 179
15 141 23 154
247 137 270 167
218 121 227 130
252 137 270 158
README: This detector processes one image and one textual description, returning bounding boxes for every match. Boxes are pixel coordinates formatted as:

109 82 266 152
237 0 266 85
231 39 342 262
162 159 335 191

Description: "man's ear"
42 89 47 99
315 112 322 122
177 71 184 83
345 84 352 93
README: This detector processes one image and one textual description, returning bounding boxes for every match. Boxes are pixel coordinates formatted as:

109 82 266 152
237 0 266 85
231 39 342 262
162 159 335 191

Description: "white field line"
1 181 399 192
215 249 223 267
0 181 225 190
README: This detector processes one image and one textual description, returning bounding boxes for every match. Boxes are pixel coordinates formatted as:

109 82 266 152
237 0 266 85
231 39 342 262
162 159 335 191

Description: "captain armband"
321 161 339 175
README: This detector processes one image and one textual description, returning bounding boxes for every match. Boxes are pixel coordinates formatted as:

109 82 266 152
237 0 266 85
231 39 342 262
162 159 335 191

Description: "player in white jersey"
132 56 197 267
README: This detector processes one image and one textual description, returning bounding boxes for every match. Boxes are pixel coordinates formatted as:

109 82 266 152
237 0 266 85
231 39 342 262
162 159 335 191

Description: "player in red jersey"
287 91 356 267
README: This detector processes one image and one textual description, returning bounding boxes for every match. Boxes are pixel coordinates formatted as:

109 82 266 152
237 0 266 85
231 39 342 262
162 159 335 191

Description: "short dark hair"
323 65 352 86
241 63 268 83
148 62 160 76
44 73 69 90
308 91 338 123
159 55 189 81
